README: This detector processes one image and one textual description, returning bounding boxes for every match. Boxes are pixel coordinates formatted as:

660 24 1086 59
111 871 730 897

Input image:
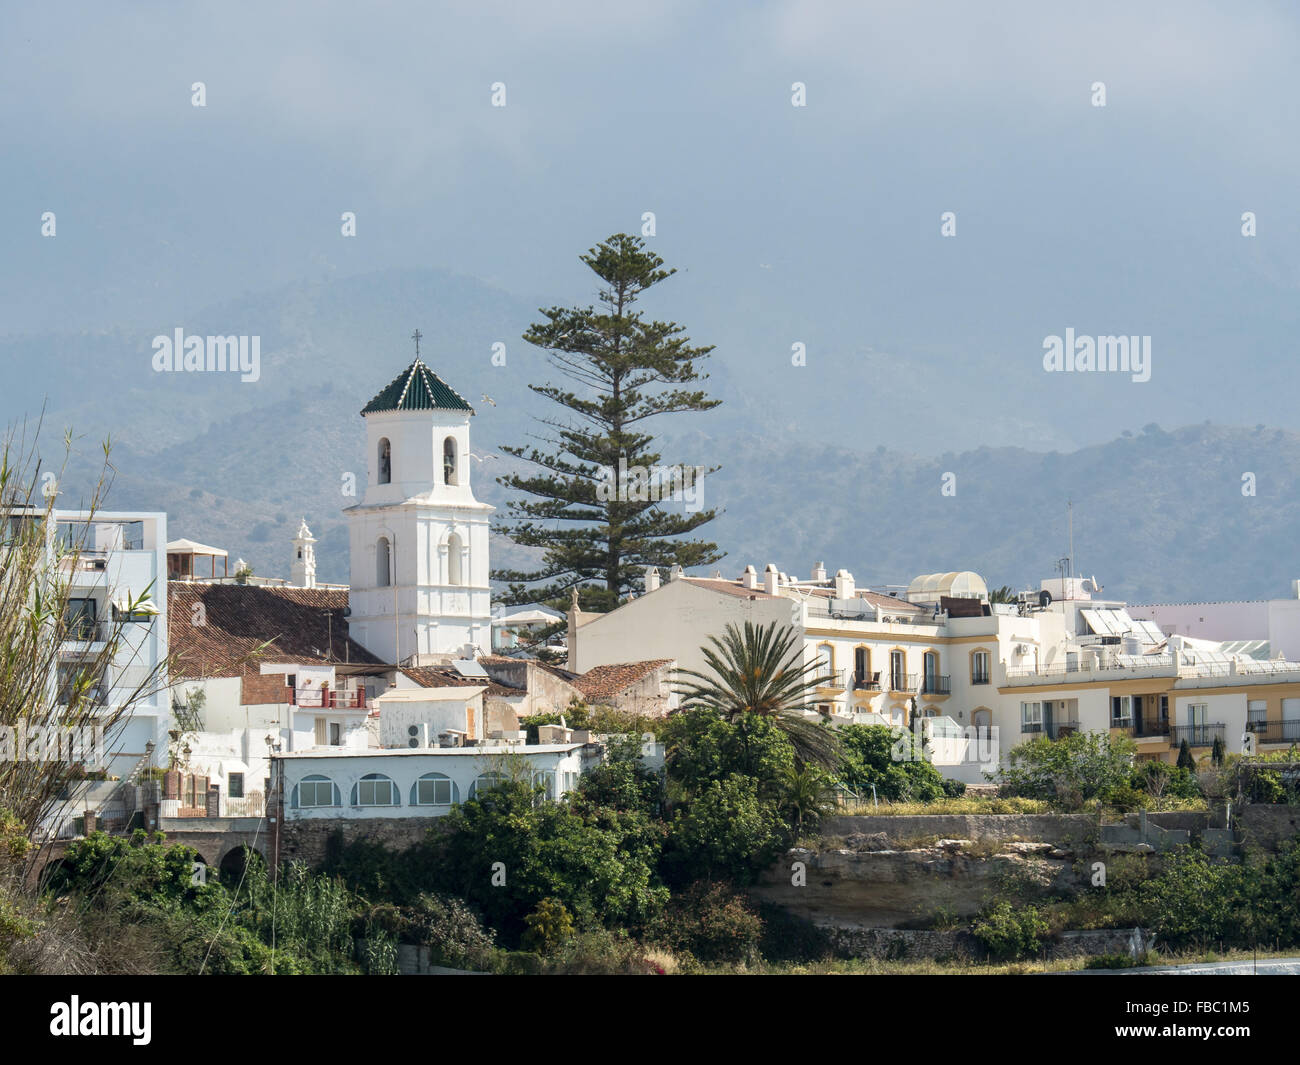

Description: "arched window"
923 651 939 693
378 438 391 485
854 646 872 689
816 644 833 685
410 773 459 807
447 531 463 586
294 774 339 808
443 436 458 486
376 536 391 587
972 708 993 738
469 772 507 799
352 773 398 806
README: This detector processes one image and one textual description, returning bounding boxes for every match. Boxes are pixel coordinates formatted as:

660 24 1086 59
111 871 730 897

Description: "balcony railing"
814 668 848 690
1133 719 1171 738
889 673 919 693
1021 719 1080 740
852 671 882 692
921 674 951 695
1247 720 1300 744
1170 723 1225 749
971 673 991 685
290 688 368 709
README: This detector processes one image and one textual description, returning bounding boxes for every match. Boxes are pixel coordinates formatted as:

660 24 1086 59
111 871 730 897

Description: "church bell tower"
344 333 493 664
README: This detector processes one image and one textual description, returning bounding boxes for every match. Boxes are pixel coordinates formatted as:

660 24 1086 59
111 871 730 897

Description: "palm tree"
779 763 838 835
674 620 839 769
988 585 1017 604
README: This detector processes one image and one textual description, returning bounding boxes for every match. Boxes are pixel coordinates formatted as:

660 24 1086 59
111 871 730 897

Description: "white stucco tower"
291 518 317 588
344 352 493 664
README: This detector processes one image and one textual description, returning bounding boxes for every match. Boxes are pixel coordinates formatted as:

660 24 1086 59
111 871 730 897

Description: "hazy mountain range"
6 268 1297 606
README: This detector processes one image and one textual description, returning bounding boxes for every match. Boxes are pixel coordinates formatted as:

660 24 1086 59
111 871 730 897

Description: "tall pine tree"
493 234 722 611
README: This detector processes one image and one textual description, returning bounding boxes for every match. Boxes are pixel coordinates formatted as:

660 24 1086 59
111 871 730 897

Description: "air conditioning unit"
406 723 430 749
1014 643 1029 655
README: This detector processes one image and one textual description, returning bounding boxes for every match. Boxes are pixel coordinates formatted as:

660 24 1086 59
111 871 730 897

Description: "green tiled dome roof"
361 359 475 415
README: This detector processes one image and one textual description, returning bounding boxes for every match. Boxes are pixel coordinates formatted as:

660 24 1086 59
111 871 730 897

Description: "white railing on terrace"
1005 655 1300 684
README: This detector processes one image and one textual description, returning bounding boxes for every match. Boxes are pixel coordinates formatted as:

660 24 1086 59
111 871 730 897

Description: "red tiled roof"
572 659 674 700
401 666 524 697
168 582 383 679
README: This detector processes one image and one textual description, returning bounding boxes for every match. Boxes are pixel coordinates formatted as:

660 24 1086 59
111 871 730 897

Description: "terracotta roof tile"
573 659 674 700
401 666 524 697
168 582 383 679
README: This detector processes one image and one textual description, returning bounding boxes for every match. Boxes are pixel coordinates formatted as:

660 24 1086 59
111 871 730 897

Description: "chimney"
764 564 780 595
669 564 685 581
644 566 661 594
834 569 855 599
812 562 827 582
741 565 759 590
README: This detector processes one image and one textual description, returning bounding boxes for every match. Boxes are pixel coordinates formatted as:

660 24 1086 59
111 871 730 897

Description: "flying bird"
481 393 497 406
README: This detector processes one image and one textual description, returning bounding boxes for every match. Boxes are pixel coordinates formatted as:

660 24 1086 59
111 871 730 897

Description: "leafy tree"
972 900 1050 960
659 709 796 794
996 731 1137 808
661 775 785 886
675 621 839 769
432 780 667 942
987 585 1018 604
837 724 948 803
492 233 722 611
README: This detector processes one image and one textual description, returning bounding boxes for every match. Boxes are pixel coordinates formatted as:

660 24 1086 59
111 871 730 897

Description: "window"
447 531 464 586
285 673 296 689
469 772 507 798
443 436 458 486
64 598 98 640
1111 695 1133 727
1159 694 1169 722
411 773 458 806
1188 703 1207 728
1248 700 1267 730
1021 701 1043 732
353 773 398 806
228 773 245 799
329 721 342 746
297 775 338 808
890 650 905 691
376 536 391 587
378 437 391 484
533 770 557 801
971 651 990 685
972 708 992 737
313 717 327 746
854 646 870 687
562 771 577 794
817 644 833 683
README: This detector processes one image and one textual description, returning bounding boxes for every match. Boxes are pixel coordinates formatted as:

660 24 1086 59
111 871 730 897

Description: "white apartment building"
569 562 1300 779
1130 581 1300 662
55 511 171 773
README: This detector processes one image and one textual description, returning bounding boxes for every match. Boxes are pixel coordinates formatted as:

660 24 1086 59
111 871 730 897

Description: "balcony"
921 674 951 695
1133 718 1171 739
814 668 848 690
1021 719 1080 740
289 687 368 710
1247 720 1300 744
888 673 919 693
971 673 991 686
852 671 882 692
1170 723 1225 749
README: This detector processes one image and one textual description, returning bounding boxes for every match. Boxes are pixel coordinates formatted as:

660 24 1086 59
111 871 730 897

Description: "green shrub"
521 897 575 955
661 774 785 886
653 881 764 964
972 900 1050 960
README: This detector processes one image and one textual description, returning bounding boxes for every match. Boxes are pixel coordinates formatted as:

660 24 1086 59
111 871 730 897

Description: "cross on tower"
411 329 423 358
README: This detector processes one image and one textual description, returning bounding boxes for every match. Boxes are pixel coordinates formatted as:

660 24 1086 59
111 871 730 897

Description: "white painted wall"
280 746 585 820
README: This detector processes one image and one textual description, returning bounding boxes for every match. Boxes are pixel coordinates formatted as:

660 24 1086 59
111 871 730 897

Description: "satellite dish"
1039 590 1053 608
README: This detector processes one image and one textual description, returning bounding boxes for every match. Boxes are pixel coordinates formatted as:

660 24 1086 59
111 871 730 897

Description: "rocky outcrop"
753 840 1086 929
